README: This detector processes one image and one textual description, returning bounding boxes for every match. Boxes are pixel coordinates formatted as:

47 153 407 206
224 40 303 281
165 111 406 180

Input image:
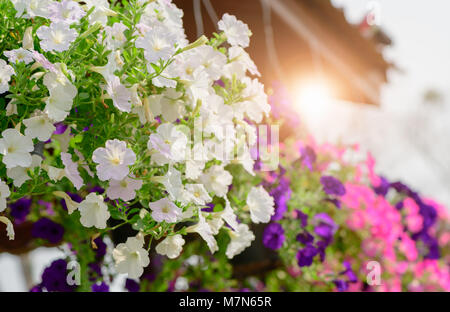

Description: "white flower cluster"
0 0 275 279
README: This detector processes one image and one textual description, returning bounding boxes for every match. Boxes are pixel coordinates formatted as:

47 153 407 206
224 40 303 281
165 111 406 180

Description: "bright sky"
331 0 450 111
296 0 450 208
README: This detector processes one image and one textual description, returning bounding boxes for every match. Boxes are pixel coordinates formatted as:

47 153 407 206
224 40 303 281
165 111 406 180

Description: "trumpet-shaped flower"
4 48 33 65
105 76 132 113
61 152 84 190
155 234 185 259
0 59 14 94
148 123 188 165
0 129 34 169
92 139 136 181
43 65 77 122
78 193 110 229
113 235 150 279
186 209 218 253
226 223 255 259
0 216 14 240
37 22 78 52
26 0 52 18
7 155 42 187
246 186 275 223
48 0 86 24
23 112 56 142
199 165 232 198
149 197 182 223
218 13 250 48
106 177 143 202
135 26 176 64
184 184 212 206
0 180 11 212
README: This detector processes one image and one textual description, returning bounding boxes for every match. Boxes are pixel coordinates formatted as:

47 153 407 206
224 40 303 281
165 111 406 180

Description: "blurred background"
2 0 450 291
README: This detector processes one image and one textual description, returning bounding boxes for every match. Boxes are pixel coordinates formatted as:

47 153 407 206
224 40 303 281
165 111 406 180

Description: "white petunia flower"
26 0 52 18
113 235 150 279
205 213 224 235
4 48 33 65
0 216 14 240
215 197 239 231
152 165 184 203
155 234 185 259
0 180 11 212
218 13 251 48
186 209 218 253
61 152 84 190
225 223 255 259
105 75 132 113
53 191 78 214
92 139 136 181
103 22 127 50
23 111 56 142
196 45 227 80
199 165 232 198
246 186 275 224
225 46 260 78
135 26 176 64
184 184 212 206
0 128 34 169
78 193 110 229
159 89 186 123
37 22 78 52
90 51 123 82
147 123 188 165
240 77 270 123
7 154 42 187
0 59 15 94
6 101 18 116
48 0 86 24
84 0 115 26
149 197 182 223
106 176 143 202
43 64 77 122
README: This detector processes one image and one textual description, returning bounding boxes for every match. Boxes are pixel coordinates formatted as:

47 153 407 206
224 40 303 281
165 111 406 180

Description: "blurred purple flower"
32 218 64 244
262 223 285 250
320 176 346 196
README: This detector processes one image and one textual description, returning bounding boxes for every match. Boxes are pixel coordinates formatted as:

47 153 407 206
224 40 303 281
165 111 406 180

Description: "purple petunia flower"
320 175 346 196
30 285 43 292
53 123 68 135
262 223 285 250
296 244 318 267
340 261 358 283
10 197 32 223
333 279 349 292
92 282 110 292
41 259 75 292
373 176 390 197
300 145 316 171
125 279 140 292
296 231 314 245
202 203 214 213
93 237 107 259
270 186 291 221
313 213 338 242
32 218 64 244
294 209 308 227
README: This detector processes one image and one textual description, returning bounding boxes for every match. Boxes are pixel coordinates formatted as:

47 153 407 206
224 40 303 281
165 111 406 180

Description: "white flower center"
52 31 64 45
162 205 169 214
